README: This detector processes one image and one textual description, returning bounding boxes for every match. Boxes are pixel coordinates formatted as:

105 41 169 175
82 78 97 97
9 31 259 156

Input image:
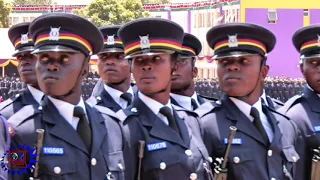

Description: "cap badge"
139 35 150 49
228 34 238 48
317 34 320 47
21 33 29 44
107 34 115 45
49 27 61 41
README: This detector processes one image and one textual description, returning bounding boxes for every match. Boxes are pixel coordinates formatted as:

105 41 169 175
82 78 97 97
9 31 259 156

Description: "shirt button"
271 178 276 180
208 157 213 163
54 166 61 174
91 158 97 166
185 149 192 157
233 156 240 163
15 94 20 98
190 173 197 180
97 96 102 101
268 150 273 157
160 162 166 170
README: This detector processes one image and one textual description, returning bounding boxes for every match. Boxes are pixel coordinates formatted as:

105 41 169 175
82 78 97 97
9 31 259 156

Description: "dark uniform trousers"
0 88 39 119
7 96 125 180
0 115 9 180
196 95 299 180
279 87 320 180
118 97 213 180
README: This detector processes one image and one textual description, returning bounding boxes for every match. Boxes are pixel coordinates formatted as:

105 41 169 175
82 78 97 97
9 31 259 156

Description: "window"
154 15 161 18
303 9 309 17
30 17 36 21
12 17 19 25
23 17 29 22
268 9 277 24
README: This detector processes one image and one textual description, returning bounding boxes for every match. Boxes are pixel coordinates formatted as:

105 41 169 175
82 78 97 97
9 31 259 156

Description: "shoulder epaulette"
7 104 38 128
0 93 21 111
86 96 99 106
198 94 218 101
116 107 139 122
280 95 303 113
195 101 220 118
94 105 118 119
270 97 284 106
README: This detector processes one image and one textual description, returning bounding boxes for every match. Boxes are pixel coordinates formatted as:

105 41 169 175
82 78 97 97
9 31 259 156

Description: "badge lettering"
314 126 320 133
42 147 64 155
223 138 242 145
49 27 61 41
147 142 167 151
228 34 238 48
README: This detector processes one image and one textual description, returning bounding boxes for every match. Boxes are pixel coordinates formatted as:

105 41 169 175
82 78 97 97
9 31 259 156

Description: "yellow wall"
240 0 320 22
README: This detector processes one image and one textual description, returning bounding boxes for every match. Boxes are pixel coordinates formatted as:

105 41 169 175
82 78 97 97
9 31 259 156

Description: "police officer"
196 23 299 180
117 18 213 180
7 13 125 180
87 25 134 111
279 24 320 180
170 33 216 111
0 22 44 119
0 115 9 180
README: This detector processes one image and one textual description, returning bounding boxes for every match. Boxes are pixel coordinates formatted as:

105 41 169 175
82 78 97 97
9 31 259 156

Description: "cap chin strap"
229 61 264 99
51 56 89 100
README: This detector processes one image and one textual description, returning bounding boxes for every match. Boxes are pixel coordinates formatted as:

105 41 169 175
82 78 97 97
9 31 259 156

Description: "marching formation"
0 12 319 180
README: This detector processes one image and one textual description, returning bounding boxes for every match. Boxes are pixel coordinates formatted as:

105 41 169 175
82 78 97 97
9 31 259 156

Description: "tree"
13 0 51 5
0 0 11 28
73 0 150 27
141 0 170 4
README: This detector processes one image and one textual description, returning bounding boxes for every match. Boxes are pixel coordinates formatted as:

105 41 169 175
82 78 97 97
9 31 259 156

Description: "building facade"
5 1 240 78
241 0 320 78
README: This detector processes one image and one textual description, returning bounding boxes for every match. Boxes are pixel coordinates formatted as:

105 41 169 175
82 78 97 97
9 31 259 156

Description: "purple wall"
246 9 303 78
310 9 320 25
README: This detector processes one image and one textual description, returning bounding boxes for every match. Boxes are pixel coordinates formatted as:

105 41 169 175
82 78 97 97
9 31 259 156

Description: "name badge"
223 138 242 145
42 147 64 155
147 142 167 152
314 126 320 133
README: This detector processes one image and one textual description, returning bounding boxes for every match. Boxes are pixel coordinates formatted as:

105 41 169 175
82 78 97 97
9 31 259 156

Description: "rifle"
29 129 44 180
213 126 237 180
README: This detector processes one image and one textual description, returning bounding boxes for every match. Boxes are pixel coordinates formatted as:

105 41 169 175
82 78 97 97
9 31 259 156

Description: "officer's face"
16 52 38 85
171 56 197 91
35 52 88 96
97 52 130 84
301 58 320 92
217 55 267 96
131 54 174 94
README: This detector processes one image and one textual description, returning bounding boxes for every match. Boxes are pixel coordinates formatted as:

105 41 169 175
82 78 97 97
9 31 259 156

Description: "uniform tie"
191 98 199 110
120 92 132 106
250 107 269 144
159 106 180 135
73 106 92 151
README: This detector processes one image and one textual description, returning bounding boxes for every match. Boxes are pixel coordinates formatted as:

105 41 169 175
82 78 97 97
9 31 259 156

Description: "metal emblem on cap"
317 34 320 47
107 35 115 45
139 35 151 54
21 33 29 44
49 27 61 41
228 34 238 48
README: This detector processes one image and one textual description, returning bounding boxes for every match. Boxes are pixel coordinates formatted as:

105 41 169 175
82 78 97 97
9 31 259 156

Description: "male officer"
279 24 320 180
0 22 44 119
7 13 125 180
170 33 216 111
196 23 299 180
0 116 9 180
87 25 134 111
117 18 213 180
